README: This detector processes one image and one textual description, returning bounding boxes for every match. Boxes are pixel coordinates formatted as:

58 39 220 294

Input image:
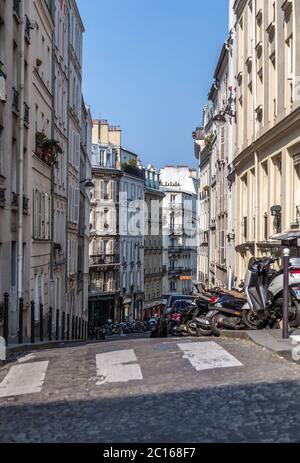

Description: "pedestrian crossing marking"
178 342 243 372
96 349 143 385
0 361 49 398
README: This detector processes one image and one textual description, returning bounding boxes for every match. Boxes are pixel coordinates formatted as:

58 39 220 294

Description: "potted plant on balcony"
36 131 63 166
204 133 214 152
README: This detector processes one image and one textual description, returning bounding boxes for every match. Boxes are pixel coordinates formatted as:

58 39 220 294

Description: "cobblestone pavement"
1 335 300 443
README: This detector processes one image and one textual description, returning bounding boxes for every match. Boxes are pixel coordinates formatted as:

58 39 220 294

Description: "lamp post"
79 178 95 189
283 248 290 340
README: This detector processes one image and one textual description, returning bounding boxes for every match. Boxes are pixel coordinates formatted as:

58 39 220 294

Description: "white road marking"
17 354 36 364
0 361 49 398
96 349 143 385
178 342 243 372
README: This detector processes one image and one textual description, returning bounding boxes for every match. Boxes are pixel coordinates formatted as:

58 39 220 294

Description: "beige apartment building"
89 119 123 325
0 0 32 336
144 165 165 317
233 0 300 282
0 0 90 343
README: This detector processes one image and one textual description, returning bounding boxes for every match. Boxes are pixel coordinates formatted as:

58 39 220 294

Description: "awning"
270 231 300 241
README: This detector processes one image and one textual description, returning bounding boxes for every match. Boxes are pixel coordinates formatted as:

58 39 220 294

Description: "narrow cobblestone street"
1 336 300 443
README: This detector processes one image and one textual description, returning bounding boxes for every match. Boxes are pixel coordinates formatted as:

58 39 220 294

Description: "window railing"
0 188 5 206
23 195 29 213
11 192 18 208
25 15 31 42
24 102 30 125
89 255 120 266
12 87 19 112
13 0 21 18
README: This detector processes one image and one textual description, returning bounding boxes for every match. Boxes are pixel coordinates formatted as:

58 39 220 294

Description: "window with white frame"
33 189 51 240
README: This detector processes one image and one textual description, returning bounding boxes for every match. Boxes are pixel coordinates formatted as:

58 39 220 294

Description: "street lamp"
212 90 236 124
79 178 95 189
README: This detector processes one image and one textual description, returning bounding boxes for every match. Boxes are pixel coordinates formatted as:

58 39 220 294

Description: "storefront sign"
180 276 193 281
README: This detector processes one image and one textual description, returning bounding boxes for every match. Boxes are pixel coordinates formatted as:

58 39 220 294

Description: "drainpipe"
252 0 258 258
17 2 25 303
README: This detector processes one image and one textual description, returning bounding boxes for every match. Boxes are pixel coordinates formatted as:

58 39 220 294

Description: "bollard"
62 312 65 341
79 318 82 340
75 316 78 340
18 298 24 345
71 315 75 340
39 303 44 342
31 301 35 344
48 307 53 341
67 314 70 341
3 293 9 346
283 248 290 339
55 309 59 341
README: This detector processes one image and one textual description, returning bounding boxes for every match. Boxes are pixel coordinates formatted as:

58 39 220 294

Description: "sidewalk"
222 329 300 364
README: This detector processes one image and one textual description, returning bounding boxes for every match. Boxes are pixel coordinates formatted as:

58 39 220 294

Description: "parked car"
159 294 195 336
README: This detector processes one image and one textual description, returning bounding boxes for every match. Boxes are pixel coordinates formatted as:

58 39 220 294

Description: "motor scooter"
243 256 300 327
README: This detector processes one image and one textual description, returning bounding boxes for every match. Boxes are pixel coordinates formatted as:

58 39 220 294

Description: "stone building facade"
160 166 198 296
143 165 165 318
233 0 300 282
89 119 123 325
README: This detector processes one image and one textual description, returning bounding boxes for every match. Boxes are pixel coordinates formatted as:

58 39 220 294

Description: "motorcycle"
243 256 300 327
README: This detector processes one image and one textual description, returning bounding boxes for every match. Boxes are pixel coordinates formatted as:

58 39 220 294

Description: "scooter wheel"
242 310 265 330
289 299 300 328
187 321 198 337
197 326 214 337
210 314 222 337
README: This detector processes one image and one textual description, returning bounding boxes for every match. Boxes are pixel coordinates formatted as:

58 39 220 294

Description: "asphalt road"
1 335 300 443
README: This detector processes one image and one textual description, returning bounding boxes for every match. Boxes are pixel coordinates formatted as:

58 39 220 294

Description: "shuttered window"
33 189 51 240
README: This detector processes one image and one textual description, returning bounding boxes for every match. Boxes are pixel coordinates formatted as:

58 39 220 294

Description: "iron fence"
1 293 88 346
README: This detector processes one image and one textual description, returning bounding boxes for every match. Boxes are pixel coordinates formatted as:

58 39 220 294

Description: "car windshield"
168 296 192 307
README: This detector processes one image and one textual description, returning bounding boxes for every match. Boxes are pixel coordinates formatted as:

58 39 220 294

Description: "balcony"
89 282 118 296
122 163 145 180
12 87 19 113
89 255 120 267
25 15 31 43
0 187 5 207
24 102 30 126
169 225 183 236
11 192 18 208
168 267 189 275
35 132 63 167
23 195 29 213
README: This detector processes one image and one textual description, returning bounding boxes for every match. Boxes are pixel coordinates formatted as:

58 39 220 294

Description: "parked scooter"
243 256 300 327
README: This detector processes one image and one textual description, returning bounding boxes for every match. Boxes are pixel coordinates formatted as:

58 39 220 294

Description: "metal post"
55 309 59 341
72 315 75 340
18 298 23 344
48 307 53 341
283 248 290 340
67 314 70 341
31 301 35 344
62 312 65 341
39 303 44 342
3 293 9 346
79 318 82 340
75 316 78 340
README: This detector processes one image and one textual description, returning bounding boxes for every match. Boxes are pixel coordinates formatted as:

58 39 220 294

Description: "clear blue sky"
77 0 229 169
